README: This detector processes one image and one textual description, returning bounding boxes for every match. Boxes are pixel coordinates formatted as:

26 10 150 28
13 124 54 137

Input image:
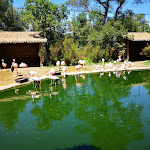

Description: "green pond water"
0 70 150 150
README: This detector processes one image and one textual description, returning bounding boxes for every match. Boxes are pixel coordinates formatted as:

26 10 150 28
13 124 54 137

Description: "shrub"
61 38 79 65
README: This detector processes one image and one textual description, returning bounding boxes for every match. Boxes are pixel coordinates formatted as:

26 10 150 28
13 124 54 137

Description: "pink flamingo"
61 61 65 66
19 62 28 74
62 66 67 77
76 65 82 74
1 59 7 69
11 59 18 75
48 68 60 86
56 61 60 71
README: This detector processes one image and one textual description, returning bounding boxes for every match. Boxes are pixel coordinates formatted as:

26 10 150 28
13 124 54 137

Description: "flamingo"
78 60 85 69
124 60 127 68
62 66 67 77
48 68 60 86
76 65 82 74
78 60 82 64
50 68 55 75
56 61 60 71
1 59 7 69
108 62 113 69
118 56 122 62
128 61 134 67
95 64 101 70
25 71 37 77
19 62 28 75
31 77 41 88
11 59 18 75
102 58 105 67
61 61 65 66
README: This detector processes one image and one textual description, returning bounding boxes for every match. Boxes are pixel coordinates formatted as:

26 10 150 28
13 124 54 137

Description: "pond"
0 70 150 150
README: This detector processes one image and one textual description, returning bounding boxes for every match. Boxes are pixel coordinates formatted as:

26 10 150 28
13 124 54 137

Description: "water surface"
0 70 150 150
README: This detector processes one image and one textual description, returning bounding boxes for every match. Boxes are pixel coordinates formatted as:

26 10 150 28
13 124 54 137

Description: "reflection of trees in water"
0 70 150 148
0 85 32 131
73 72 144 150
0 101 28 131
30 79 74 131
141 71 150 95
0 83 40 131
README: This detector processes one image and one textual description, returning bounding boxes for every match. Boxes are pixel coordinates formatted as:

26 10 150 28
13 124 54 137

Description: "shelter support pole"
126 40 129 61
39 43 43 67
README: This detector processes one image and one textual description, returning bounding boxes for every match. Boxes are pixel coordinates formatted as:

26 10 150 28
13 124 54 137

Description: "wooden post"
39 43 43 67
126 40 129 61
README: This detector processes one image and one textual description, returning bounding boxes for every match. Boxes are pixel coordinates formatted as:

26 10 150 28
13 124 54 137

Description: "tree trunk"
114 0 125 22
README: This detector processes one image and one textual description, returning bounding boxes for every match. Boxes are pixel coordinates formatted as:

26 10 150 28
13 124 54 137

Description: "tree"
21 0 69 65
67 0 148 24
0 0 24 31
140 44 150 58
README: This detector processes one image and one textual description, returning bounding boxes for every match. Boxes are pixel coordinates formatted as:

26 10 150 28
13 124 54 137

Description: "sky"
13 0 150 25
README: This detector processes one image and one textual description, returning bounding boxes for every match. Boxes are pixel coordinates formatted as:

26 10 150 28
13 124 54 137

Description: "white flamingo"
128 61 134 67
11 59 18 75
48 68 60 86
62 66 67 77
118 56 122 62
31 77 41 88
76 65 82 74
78 60 85 68
61 61 65 66
50 68 55 75
56 61 60 71
1 59 7 69
19 62 28 74
25 71 37 77
102 58 105 67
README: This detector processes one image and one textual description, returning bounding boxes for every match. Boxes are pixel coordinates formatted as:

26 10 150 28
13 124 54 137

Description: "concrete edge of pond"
1 66 150 91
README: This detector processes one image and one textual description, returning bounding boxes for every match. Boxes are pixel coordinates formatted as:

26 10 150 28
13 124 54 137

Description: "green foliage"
71 12 89 46
144 60 150 66
0 0 24 31
49 43 63 65
62 38 80 65
140 44 150 58
21 0 69 65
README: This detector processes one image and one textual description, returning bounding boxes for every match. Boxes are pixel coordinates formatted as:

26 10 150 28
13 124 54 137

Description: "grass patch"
144 60 150 66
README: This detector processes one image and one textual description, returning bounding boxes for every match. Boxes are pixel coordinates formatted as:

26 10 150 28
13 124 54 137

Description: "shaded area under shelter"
0 31 47 68
125 32 150 61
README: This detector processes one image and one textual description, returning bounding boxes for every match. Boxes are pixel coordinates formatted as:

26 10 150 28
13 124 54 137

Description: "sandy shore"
0 61 150 91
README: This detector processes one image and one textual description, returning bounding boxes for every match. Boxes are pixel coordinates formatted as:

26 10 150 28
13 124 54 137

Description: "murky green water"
0 70 150 150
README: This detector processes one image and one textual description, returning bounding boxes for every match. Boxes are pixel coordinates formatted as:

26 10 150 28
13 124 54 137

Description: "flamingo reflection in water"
75 75 83 87
62 78 67 89
26 90 41 101
49 86 59 98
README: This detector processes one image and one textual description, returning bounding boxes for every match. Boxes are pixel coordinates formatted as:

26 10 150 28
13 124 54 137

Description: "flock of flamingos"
1 56 134 86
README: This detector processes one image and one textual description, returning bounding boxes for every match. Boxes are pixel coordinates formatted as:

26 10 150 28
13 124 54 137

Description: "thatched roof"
124 32 150 41
0 31 47 44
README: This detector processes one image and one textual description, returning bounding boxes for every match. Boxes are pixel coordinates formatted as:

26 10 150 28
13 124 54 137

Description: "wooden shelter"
0 31 47 68
125 32 150 61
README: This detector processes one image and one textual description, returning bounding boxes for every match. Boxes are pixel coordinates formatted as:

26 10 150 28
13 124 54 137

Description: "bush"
140 44 150 58
61 38 80 65
49 43 63 65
